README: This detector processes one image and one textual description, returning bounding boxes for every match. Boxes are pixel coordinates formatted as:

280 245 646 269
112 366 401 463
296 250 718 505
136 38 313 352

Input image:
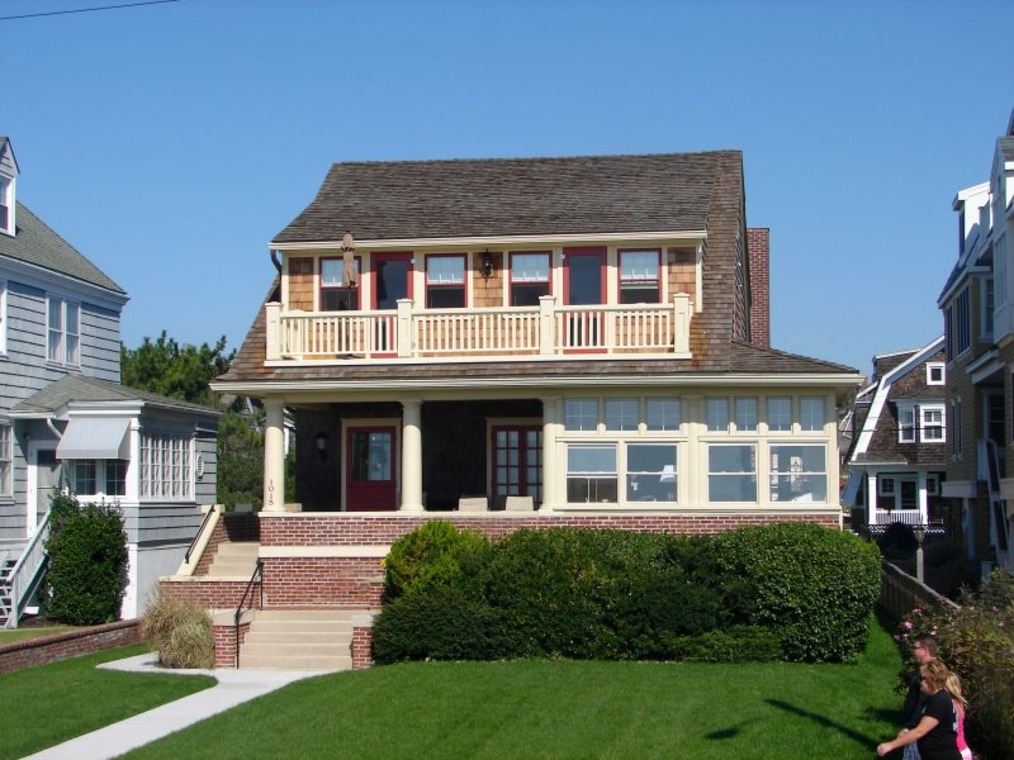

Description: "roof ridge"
328 150 742 169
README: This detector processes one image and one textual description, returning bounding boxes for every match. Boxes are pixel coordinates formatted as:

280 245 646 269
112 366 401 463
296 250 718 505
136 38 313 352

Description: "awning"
56 417 130 460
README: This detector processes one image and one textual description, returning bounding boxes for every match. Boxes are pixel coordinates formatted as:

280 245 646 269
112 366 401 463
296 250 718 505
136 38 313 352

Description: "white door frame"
26 440 58 536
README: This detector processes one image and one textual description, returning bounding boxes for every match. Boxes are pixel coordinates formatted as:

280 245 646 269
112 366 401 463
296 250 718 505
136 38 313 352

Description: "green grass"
0 645 215 760
124 619 904 760
0 625 76 644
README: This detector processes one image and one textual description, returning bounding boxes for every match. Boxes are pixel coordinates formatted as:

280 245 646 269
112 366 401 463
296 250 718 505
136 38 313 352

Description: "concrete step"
250 620 353 635
242 640 350 658
238 652 353 671
244 629 352 645
256 609 358 622
216 543 260 557
206 541 260 577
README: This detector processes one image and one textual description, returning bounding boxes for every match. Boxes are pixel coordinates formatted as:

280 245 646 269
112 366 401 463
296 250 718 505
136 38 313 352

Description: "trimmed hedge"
376 523 881 664
42 494 129 626
707 523 882 662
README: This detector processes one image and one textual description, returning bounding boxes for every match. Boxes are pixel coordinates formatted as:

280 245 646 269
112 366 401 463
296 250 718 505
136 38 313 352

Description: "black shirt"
917 689 961 760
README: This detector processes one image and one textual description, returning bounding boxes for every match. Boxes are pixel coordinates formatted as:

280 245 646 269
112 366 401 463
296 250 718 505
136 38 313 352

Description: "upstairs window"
619 249 661 304
926 362 945 385
0 423 10 496
510 252 550 306
921 406 945 441
426 255 466 308
0 280 6 354
897 402 946 443
0 176 11 234
47 296 80 366
320 257 360 310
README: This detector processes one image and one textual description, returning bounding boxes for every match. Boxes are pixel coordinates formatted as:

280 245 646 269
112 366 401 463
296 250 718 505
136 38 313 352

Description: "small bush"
663 625 783 662
384 521 490 600
42 494 129 625
371 586 508 664
708 523 882 662
142 593 214 669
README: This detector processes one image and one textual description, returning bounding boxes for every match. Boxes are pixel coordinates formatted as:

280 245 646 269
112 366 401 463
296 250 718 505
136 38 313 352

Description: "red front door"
346 427 397 511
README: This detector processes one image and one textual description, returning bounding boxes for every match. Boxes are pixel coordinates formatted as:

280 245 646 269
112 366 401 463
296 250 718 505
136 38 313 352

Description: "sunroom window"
564 398 598 431
510 252 551 306
708 444 756 502
566 445 617 503
70 459 127 498
626 444 676 503
767 397 792 431
769 444 826 502
646 399 680 431
619 249 661 304
605 398 638 431
426 254 466 308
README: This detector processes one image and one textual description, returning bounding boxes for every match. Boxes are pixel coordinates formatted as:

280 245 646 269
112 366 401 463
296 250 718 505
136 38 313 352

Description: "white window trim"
879 477 896 496
46 295 81 367
896 402 946 443
0 421 11 497
926 362 945 386
0 279 7 355
0 174 14 236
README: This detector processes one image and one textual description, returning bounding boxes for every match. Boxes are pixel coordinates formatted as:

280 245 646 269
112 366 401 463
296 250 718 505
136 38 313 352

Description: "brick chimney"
747 227 770 348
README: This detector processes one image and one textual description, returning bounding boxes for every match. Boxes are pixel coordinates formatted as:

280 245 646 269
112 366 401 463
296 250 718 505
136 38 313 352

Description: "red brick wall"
158 579 257 609
352 624 373 670
213 620 251 668
193 512 260 575
264 558 384 608
746 227 770 348
0 620 142 674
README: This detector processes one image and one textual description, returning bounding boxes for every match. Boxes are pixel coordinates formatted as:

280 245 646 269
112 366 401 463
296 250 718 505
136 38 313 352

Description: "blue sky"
2 0 1011 375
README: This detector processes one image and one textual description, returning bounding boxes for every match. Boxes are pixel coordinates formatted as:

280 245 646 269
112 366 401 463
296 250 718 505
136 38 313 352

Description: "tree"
121 331 234 408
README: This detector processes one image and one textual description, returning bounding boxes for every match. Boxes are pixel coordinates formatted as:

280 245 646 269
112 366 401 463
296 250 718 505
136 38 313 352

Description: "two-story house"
939 112 1014 573
842 337 950 534
176 150 863 669
0 136 220 625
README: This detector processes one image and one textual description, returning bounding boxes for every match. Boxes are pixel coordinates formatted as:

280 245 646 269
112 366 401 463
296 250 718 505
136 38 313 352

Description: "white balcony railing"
266 294 692 363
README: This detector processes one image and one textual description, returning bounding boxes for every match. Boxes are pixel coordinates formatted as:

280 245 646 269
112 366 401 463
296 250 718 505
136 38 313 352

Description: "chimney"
747 227 770 348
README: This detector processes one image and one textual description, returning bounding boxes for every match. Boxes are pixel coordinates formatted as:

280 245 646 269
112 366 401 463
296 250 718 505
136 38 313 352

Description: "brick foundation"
352 623 373 670
0 620 142 674
213 619 252 668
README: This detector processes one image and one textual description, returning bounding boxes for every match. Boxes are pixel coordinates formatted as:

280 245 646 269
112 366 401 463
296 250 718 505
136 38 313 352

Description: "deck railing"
265 294 692 363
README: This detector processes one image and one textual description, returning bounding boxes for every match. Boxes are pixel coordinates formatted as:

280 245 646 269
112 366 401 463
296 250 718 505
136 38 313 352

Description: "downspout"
45 417 62 441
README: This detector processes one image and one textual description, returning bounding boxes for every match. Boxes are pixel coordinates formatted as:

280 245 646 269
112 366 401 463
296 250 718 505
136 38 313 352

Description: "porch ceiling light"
481 250 494 279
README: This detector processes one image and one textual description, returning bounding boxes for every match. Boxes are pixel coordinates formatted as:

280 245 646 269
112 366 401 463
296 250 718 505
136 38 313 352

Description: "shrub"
663 625 783 663
895 570 1014 760
142 593 214 669
42 494 129 625
707 523 882 662
371 586 508 664
384 521 490 600
877 522 917 558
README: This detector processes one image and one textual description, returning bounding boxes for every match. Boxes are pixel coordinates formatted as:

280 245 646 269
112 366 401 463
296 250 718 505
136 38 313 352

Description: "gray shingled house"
0 136 219 626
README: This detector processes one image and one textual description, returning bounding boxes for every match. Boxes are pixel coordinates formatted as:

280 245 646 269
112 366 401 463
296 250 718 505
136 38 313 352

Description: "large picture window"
566 445 617 503
769 445 826 502
708 444 756 502
619 249 661 304
140 432 192 500
47 296 80 365
426 255 466 308
510 252 550 306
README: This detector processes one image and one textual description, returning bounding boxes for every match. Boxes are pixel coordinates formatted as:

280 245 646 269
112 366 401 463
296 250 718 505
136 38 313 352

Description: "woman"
877 660 961 760
944 672 973 760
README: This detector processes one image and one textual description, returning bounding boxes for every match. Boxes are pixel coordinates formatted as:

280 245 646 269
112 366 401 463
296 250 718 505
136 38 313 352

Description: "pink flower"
904 621 913 630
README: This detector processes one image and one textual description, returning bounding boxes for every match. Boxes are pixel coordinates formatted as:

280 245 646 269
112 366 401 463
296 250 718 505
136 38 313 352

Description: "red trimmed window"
618 249 661 304
426 254 466 308
320 257 360 310
510 252 551 306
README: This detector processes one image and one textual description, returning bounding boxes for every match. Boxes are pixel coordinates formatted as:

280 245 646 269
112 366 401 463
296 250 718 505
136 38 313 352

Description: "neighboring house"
938 111 1014 573
842 337 949 534
0 136 219 626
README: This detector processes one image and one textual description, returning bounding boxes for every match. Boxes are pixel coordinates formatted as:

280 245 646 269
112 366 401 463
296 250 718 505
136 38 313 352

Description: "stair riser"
242 642 350 656
245 632 353 645
239 655 352 671
249 622 353 634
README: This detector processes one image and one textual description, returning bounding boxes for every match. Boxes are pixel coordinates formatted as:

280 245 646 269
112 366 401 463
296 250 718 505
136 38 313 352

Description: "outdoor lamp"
315 432 329 461
481 250 494 279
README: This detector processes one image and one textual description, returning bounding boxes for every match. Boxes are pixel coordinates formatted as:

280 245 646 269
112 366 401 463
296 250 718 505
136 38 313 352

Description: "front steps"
207 541 260 577
0 550 14 627
239 609 357 671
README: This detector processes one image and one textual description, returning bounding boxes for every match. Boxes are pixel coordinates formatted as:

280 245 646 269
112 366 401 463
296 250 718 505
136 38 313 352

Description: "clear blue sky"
2 0 1011 375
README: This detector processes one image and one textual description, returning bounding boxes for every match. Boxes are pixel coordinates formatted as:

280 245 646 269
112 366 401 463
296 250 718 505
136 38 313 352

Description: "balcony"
265 294 692 364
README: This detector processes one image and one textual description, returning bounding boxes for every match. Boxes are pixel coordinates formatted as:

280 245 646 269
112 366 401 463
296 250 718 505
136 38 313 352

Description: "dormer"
953 182 989 258
0 136 18 237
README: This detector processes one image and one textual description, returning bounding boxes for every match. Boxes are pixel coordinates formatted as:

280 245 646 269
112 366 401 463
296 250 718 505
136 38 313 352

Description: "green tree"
120 331 234 408
216 408 265 509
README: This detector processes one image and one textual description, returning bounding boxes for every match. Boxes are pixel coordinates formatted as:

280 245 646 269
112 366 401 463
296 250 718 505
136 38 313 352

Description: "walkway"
23 653 329 759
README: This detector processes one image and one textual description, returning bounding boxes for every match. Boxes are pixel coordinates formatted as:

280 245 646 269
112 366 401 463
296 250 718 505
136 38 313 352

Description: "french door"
491 425 542 507
563 247 605 350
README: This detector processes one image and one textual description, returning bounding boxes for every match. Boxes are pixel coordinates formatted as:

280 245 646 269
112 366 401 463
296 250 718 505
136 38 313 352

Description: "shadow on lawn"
764 698 878 750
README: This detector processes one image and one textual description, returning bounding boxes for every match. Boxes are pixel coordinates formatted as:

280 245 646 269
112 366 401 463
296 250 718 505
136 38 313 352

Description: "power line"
0 0 180 22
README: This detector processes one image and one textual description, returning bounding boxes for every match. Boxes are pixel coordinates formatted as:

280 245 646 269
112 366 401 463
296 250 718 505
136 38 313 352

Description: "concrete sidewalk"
22 654 330 759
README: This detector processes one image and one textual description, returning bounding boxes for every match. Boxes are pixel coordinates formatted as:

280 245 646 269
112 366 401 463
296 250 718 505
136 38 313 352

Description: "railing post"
397 299 414 358
539 296 556 355
265 302 281 361
673 293 691 355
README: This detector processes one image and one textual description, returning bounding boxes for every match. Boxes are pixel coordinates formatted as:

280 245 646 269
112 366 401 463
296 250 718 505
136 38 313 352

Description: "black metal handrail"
234 559 264 668
185 507 218 566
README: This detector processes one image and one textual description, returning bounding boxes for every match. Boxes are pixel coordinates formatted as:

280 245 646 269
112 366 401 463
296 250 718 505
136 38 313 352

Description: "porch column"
400 398 424 512
540 396 561 512
263 397 286 512
917 472 928 524
866 472 878 526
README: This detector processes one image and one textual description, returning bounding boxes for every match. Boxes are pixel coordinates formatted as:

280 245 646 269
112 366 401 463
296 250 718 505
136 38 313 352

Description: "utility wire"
0 0 180 21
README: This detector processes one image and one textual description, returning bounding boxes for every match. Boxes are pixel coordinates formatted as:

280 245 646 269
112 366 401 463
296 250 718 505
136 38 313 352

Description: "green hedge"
376 522 881 664
42 493 129 625
707 523 882 662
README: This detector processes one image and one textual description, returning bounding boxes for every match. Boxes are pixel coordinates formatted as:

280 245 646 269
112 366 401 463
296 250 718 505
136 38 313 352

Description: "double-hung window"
566 445 617 503
921 406 945 441
0 280 6 355
618 249 661 304
510 252 550 306
70 459 127 498
320 257 360 310
708 444 756 502
0 176 11 234
426 255 466 308
0 423 10 496
47 296 80 365
769 444 827 502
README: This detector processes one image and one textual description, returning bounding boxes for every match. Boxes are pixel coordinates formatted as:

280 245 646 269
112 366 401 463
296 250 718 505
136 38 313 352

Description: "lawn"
0 644 215 760
0 624 76 644
123 618 905 760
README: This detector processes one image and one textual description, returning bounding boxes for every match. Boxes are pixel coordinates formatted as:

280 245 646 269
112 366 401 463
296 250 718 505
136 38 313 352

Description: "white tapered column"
263 397 286 512
400 398 424 512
